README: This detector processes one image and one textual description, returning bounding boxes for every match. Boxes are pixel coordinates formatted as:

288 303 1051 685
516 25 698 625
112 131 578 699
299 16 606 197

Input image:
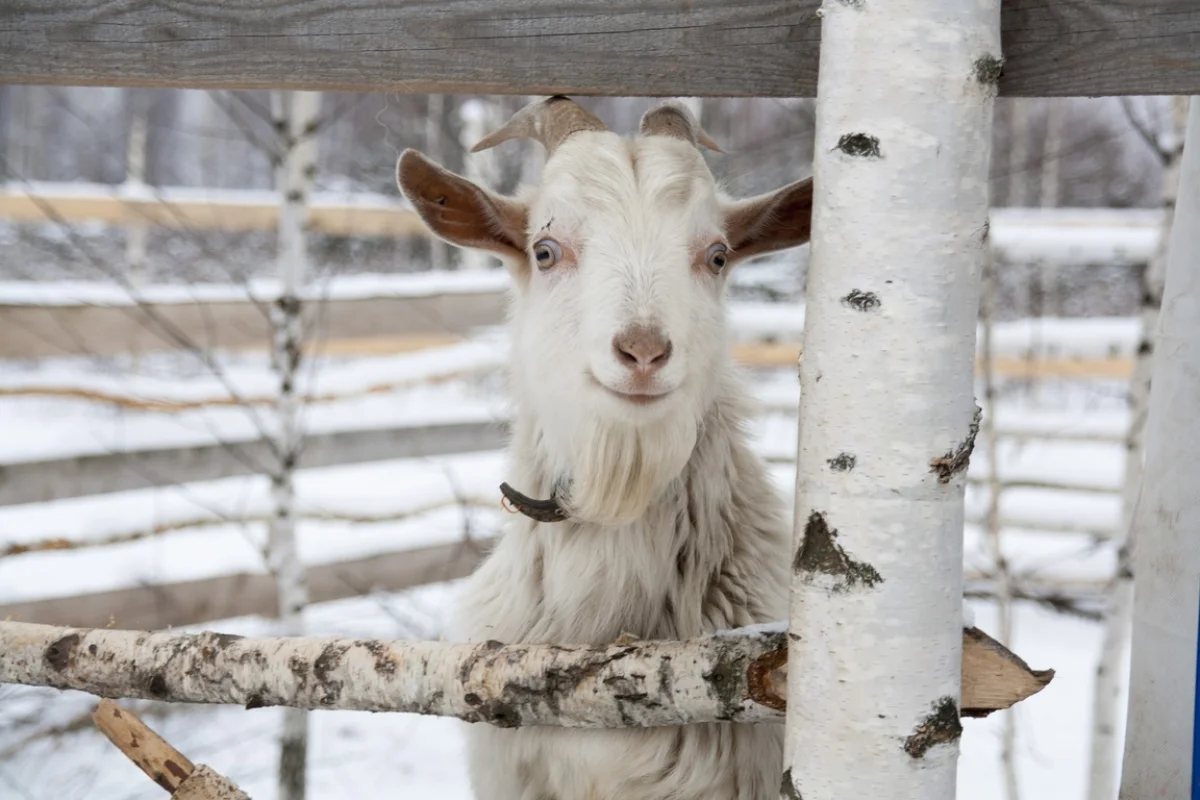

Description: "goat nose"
613 325 672 372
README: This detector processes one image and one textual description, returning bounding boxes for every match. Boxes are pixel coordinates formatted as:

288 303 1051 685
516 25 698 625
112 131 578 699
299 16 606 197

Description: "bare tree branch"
0 622 1052 726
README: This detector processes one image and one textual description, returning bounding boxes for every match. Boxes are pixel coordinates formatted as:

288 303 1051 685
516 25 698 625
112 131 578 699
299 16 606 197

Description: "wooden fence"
1 1 1197 97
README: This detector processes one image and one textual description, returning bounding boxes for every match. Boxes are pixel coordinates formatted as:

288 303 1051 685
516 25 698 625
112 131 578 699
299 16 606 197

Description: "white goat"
397 96 813 800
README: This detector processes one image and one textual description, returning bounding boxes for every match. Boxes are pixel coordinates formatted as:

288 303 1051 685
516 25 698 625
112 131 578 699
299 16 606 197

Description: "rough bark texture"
1087 95 1190 800
0 622 1049 725
1119 96 1200 800
785 2 1000 798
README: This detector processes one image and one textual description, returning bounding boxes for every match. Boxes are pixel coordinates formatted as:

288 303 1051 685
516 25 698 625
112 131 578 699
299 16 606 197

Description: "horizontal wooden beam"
0 537 487 630
0 1 1196 97
0 419 507 506
0 291 507 359
0 184 426 238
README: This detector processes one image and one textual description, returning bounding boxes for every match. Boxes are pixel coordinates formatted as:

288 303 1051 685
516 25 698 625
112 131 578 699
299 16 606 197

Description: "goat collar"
499 480 570 523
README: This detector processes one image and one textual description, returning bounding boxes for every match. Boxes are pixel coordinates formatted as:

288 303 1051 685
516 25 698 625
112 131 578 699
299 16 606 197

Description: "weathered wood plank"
0 419 508 506
0 184 427 238
0 538 487 630
0 292 508 359
0 1 1196 97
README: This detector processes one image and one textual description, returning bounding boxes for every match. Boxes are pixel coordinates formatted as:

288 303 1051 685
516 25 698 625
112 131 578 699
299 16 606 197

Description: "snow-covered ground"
0 320 1134 799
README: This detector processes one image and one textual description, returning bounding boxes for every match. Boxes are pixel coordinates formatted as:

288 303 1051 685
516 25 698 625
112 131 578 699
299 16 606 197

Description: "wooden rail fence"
1 1 1197 97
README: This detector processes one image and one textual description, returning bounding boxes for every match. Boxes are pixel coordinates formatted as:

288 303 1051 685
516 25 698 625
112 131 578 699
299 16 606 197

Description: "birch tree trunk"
269 89 321 800
1119 96 1200 800
1006 99 1031 207
784 3 1000 798
124 88 150 287
0 621 1050 724
458 99 498 271
425 93 450 271
1087 95 1189 800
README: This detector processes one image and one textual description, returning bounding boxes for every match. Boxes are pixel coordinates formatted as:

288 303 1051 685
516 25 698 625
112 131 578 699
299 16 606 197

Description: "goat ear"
396 149 528 263
723 178 813 263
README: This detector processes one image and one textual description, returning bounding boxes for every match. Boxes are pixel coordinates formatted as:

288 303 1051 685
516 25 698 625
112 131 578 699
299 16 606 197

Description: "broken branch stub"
92 699 250 799
0 622 1051 726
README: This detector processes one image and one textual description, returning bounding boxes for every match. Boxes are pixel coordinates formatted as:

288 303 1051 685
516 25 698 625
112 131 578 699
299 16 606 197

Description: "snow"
0 271 511 306
0 314 1138 799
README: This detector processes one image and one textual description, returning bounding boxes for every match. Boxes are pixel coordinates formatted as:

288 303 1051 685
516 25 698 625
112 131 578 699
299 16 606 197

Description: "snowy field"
0 312 1134 799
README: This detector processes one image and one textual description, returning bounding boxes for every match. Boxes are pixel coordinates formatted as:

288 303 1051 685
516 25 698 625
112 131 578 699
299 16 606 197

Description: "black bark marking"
358 639 397 676
793 511 883 592
841 289 881 312
212 632 244 648
245 693 267 709
148 673 169 698
835 133 880 158
930 405 983 484
974 55 1005 85
781 768 803 800
313 642 350 704
462 644 641 728
44 633 80 672
905 696 963 758
701 639 759 721
826 453 856 472
458 638 505 684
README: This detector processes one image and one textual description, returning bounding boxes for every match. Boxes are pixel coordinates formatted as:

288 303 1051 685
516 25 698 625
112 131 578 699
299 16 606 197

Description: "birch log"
1119 96 1200 800
785 2 1000 798
0 622 1050 725
269 88 321 800
1087 94 1190 800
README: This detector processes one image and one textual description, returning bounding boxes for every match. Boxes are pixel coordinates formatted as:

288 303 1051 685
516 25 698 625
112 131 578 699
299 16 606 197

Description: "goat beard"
559 410 699 527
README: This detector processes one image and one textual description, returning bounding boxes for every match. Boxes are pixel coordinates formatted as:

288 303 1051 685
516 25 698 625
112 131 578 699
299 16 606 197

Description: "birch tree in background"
784 2 999 797
1119 95 1200 800
458 98 500 271
269 89 321 800
1086 95 1190 800
424 94 450 271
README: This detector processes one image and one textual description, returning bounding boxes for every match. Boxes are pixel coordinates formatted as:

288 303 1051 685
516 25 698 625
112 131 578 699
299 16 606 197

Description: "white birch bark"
1087 95 1190 800
1038 100 1064 209
458 98 499 271
1006 99 1031 207
425 94 450 271
269 89 320 800
1119 96 1200 800
124 89 149 288
0 621 1049 724
784 2 1000 798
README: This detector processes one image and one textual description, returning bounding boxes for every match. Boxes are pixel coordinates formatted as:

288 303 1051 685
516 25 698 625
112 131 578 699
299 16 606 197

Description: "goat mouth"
588 373 670 405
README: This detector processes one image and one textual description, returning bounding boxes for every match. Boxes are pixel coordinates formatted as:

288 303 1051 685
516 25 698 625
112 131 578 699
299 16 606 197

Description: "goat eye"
705 243 729 274
532 238 562 270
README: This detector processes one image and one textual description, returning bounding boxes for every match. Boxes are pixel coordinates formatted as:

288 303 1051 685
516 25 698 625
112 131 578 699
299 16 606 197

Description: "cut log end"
959 626 1055 717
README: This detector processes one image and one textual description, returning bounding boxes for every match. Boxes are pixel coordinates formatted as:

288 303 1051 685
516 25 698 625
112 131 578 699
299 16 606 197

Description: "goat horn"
639 100 724 153
471 96 608 155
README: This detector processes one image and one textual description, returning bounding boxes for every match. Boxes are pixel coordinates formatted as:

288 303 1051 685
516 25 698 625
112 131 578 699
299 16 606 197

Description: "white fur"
450 130 792 800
